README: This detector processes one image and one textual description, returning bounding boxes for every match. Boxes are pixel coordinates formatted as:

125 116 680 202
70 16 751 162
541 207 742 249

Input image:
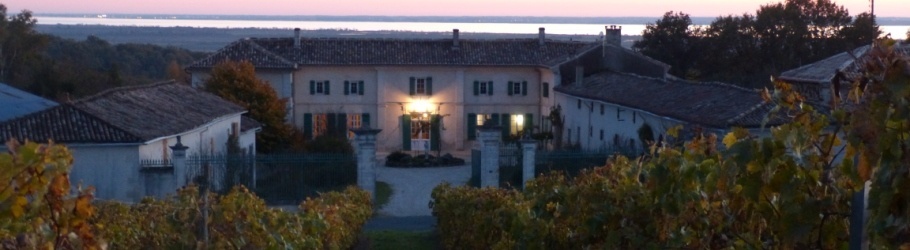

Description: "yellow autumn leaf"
667 125 683 138
722 132 737 148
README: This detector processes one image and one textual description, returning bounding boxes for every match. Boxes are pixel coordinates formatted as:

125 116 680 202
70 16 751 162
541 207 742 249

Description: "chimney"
294 28 301 49
575 66 584 85
604 25 621 47
538 27 546 47
452 29 460 50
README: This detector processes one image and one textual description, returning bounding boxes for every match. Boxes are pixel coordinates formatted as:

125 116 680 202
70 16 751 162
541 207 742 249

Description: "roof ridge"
74 80 178 104
187 39 248 69
244 39 297 68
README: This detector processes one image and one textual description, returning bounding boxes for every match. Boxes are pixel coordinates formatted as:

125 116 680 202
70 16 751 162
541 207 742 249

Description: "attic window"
617 108 625 121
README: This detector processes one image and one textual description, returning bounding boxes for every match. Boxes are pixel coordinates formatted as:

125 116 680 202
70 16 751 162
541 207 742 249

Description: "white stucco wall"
67 145 143 202
139 114 243 158
556 93 685 151
292 66 551 151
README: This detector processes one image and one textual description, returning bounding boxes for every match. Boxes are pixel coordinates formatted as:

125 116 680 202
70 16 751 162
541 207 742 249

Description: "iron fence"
181 153 356 205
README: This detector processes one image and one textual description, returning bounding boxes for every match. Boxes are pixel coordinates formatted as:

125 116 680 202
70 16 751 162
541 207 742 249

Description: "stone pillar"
520 138 537 189
352 127 382 199
477 126 501 188
169 136 189 187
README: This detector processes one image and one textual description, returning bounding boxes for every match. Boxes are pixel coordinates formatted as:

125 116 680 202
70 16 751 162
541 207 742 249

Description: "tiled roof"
556 71 785 129
73 81 246 142
187 37 599 69
0 81 247 144
0 82 57 122
779 46 870 84
780 44 910 84
0 105 142 144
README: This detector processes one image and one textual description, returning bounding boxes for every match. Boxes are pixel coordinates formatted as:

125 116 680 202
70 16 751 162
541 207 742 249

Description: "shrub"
94 185 372 249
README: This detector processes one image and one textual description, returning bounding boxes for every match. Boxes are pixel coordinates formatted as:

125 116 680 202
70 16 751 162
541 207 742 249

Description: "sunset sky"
3 0 906 17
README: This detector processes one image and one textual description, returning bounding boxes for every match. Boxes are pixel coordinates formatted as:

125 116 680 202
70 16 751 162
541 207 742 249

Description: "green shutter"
303 113 313 139
344 80 350 95
490 114 500 127
507 81 514 96
401 115 411 150
324 80 330 95
525 113 533 134
362 113 370 128
338 113 348 136
522 81 528 96
467 113 477 140
489 81 493 96
358 81 365 95
426 77 433 95
473 81 479 96
309 80 315 95
502 113 511 138
409 77 416 95
431 115 441 151
326 113 338 136
543 82 549 97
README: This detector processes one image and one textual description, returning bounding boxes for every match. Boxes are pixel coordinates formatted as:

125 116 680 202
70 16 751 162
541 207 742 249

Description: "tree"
633 11 700 77
0 4 47 84
638 0 880 87
204 60 297 153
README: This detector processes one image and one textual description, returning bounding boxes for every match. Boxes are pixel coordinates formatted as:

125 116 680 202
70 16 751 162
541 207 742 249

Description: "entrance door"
401 114 440 152
411 115 431 152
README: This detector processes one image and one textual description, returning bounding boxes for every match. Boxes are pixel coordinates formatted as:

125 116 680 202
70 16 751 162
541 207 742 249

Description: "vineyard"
431 40 910 249
0 140 372 249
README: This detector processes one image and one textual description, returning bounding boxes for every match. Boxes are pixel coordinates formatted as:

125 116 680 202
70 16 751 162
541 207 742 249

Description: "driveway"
375 154 471 217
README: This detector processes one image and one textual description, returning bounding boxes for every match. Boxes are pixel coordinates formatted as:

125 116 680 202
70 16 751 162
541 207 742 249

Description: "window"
313 114 328 137
344 80 365 95
617 108 625 121
511 114 525 135
473 81 493 95
542 82 549 98
416 79 426 94
409 77 433 95
508 81 528 96
476 114 491 126
347 114 362 139
467 113 492 140
600 104 604 115
577 99 582 109
309 80 331 95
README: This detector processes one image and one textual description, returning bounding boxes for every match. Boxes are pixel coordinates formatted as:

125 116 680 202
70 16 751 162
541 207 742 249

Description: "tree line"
633 0 882 88
0 4 205 100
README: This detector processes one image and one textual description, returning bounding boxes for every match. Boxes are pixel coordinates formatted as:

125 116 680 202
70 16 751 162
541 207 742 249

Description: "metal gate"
499 142 523 188
471 149 481 187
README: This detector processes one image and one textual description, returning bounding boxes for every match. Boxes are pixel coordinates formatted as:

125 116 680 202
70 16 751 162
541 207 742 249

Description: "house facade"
555 70 779 151
0 81 260 202
187 28 606 152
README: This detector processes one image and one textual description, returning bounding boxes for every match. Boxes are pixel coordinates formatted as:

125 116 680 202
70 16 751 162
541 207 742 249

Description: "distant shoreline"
34 14 910 26
36 24 636 52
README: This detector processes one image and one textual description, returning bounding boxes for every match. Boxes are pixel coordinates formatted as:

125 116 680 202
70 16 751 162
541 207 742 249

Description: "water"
35 16 910 37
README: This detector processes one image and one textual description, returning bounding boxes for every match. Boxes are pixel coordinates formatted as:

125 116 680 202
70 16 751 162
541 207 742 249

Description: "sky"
2 0 907 17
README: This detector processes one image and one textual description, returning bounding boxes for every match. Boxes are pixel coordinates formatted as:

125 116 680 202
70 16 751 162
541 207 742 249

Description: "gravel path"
375 160 471 217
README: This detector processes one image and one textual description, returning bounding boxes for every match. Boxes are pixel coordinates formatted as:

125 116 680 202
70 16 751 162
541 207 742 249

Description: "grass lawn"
366 230 437 250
